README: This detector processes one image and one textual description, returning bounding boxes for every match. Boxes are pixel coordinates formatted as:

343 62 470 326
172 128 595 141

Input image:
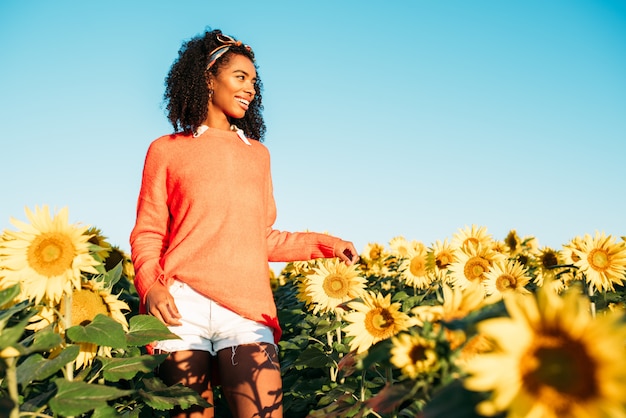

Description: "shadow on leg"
217 343 283 418
158 349 215 418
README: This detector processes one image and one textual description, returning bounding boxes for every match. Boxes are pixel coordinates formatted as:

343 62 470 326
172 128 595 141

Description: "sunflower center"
27 232 76 277
505 232 519 252
436 253 453 269
69 289 109 326
521 334 597 410
369 246 382 260
364 308 395 338
464 257 490 282
323 274 349 298
588 249 609 272
409 256 426 277
541 251 558 269
496 274 516 291
410 344 428 362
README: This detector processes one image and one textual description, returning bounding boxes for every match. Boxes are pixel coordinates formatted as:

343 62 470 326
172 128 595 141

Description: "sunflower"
295 275 314 307
562 235 585 265
491 240 508 255
360 242 391 276
343 291 412 354
451 225 493 252
573 231 626 292
503 229 522 256
412 283 492 350
362 242 387 263
399 245 433 289
269 267 286 291
426 239 457 282
0 206 99 304
70 280 129 368
304 258 366 315
389 236 411 258
27 279 130 368
449 244 504 290
462 287 626 418
533 247 563 287
482 260 531 299
548 270 579 294
281 259 316 281
85 226 112 264
412 283 488 326
390 332 439 379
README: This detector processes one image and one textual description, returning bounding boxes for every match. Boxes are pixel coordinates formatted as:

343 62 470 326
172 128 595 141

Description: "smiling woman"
129 28 360 418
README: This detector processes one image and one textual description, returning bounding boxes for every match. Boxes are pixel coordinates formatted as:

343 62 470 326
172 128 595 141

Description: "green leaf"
16 345 80 385
138 376 211 410
66 313 127 348
99 354 167 382
125 315 180 347
104 260 123 287
314 318 341 335
49 378 134 416
21 330 63 355
92 405 120 418
0 284 21 307
0 316 31 349
294 345 334 368
0 299 31 329
361 338 394 369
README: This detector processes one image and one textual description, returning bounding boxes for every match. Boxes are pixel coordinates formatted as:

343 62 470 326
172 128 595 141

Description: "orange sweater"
130 127 340 342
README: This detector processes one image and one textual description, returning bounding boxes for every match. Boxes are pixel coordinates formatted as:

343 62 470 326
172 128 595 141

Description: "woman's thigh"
217 343 283 418
158 349 215 418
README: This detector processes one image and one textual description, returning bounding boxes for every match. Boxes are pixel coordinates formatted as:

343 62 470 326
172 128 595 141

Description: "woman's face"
207 54 256 121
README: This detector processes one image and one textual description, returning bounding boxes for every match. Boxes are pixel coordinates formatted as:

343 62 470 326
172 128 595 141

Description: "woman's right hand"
145 282 182 326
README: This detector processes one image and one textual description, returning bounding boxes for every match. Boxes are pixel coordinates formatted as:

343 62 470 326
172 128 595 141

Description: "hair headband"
206 33 253 70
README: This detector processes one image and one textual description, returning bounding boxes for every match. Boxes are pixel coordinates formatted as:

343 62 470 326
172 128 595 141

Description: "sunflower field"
1 206 626 417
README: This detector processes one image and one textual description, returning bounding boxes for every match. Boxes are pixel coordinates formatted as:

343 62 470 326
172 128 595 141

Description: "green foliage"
0 275 209 417
3 217 626 418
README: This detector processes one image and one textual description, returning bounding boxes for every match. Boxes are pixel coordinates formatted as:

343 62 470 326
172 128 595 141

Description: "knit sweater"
130 127 341 343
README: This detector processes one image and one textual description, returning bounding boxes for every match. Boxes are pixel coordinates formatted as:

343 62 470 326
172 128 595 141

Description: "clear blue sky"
1 0 624 256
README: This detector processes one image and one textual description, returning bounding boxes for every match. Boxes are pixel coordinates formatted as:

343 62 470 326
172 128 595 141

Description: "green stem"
63 293 74 381
588 283 596 318
360 369 366 402
6 357 19 418
327 330 337 382
386 366 393 385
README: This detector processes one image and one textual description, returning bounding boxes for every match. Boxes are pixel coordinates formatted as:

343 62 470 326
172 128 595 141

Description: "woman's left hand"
334 240 359 265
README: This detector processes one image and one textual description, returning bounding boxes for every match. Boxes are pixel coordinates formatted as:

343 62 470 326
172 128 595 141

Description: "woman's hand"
334 240 360 265
145 282 182 326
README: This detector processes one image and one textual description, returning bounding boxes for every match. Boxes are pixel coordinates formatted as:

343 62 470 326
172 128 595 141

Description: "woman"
130 28 358 418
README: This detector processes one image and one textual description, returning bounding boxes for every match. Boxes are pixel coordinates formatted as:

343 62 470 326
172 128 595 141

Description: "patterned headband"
206 33 253 70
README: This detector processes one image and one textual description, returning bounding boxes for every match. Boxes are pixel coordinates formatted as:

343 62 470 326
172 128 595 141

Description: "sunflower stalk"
327 330 338 382
587 281 596 318
385 366 393 385
360 369 366 402
6 357 19 418
63 292 74 381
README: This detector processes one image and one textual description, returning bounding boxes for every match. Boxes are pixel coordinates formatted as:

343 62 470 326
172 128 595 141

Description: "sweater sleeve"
129 140 170 303
264 170 340 262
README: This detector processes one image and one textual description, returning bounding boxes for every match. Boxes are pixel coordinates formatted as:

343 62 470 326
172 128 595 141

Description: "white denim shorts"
152 281 275 356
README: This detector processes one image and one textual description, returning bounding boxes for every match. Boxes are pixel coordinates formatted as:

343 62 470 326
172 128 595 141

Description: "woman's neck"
203 113 231 131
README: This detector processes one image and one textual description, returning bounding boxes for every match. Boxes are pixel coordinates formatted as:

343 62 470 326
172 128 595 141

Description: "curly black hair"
164 28 265 141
